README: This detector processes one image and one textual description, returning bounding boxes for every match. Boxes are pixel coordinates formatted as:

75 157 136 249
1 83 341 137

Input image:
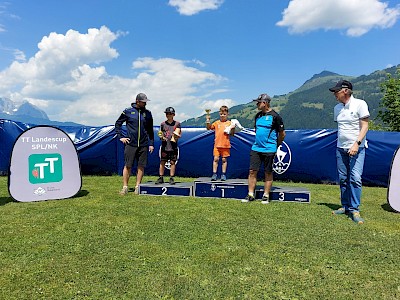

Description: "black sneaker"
155 176 164 184
169 177 175 185
241 194 255 203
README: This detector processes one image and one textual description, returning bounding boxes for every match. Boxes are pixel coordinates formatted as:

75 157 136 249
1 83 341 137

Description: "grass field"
1 176 399 299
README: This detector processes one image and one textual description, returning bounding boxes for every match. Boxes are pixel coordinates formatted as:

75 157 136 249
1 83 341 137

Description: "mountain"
182 65 399 129
0 97 82 126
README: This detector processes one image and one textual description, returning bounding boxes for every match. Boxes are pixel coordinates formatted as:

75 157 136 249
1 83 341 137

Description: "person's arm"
146 111 154 147
277 130 286 147
348 117 369 156
115 112 130 144
358 117 369 142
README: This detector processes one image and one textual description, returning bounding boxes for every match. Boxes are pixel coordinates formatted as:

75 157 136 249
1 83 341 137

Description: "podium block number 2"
162 187 167 195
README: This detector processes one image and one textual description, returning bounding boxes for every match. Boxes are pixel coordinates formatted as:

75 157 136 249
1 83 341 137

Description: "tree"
378 68 400 131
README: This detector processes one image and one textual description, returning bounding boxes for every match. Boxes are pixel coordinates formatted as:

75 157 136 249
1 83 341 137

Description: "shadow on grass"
318 202 341 211
381 202 399 213
0 196 14 206
72 190 89 198
0 190 89 205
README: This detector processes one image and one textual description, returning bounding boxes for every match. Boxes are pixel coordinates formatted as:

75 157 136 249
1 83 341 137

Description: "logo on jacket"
273 142 291 174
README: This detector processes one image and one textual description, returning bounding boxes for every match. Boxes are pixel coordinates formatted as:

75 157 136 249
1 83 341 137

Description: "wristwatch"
357 140 361 145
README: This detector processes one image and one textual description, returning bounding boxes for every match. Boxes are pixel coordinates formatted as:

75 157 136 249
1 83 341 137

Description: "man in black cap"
242 93 286 204
115 93 154 195
329 80 369 224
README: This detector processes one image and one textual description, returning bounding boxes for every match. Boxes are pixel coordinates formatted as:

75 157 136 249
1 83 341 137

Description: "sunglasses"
333 89 345 94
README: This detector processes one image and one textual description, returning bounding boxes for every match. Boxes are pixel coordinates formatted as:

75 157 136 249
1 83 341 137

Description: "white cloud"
277 0 400 37
202 98 235 112
0 2 20 32
13 49 26 62
130 57 228 125
168 0 224 16
0 26 229 126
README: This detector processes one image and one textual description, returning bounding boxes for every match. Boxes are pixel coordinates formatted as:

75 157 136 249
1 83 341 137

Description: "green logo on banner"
29 153 63 184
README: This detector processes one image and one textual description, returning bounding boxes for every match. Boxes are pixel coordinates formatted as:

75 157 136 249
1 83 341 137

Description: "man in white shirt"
329 80 369 224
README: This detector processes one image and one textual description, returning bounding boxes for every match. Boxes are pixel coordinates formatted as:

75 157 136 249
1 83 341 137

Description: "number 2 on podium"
162 187 167 195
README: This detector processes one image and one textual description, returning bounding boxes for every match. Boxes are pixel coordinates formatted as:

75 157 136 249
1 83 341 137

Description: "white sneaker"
261 195 269 204
134 186 139 195
119 186 128 196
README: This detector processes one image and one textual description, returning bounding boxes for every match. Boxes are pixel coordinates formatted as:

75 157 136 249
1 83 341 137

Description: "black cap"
164 107 175 114
136 93 150 102
253 93 271 103
329 80 353 92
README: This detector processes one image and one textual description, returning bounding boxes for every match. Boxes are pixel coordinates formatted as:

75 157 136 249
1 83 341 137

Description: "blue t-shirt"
252 110 284 153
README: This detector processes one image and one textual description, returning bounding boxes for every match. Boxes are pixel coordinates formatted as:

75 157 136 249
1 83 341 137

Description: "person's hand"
120 137 130 144
149 146 154 153
348 143 359 156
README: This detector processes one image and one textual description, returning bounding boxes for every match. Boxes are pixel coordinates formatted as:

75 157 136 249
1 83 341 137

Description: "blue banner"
1 119 399 187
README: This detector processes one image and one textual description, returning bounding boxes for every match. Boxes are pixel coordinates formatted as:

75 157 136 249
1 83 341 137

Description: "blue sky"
0 0 399 126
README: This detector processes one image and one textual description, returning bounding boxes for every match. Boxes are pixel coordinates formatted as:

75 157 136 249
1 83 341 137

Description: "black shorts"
124 145 148 168
160 146 179 162
249 150 275 173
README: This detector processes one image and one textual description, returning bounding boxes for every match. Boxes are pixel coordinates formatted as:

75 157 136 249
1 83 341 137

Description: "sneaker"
119 186 128 196
155 176 164 184
134 186 139 195
241 194 255 203
351 212 364 224
220 174 227 181
261 195 269 204
169 177 175 185
211 174 218 181
332 207 347 215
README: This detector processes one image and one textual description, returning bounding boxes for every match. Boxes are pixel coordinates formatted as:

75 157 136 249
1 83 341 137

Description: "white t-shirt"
334 95 370 149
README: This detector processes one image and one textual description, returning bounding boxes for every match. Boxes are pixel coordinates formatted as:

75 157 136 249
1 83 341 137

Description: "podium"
137 178 310 203
138 182 193 197
256 186 310 203
194 178 248 200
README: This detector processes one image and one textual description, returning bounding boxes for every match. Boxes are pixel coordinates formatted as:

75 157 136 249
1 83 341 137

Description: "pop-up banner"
8 126 81 202
388 145 400 212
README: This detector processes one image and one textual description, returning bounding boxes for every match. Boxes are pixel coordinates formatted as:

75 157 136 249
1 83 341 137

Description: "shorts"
124 145 148 168
213 147 230 158
249 150 275 172
160 148 179 162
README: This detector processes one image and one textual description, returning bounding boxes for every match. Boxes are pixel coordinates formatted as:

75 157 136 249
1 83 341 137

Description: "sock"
263 193 269 198
248 192 254 197
123 185 128 189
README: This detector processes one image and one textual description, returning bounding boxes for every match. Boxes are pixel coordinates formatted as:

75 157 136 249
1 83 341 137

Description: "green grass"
1 176 399 299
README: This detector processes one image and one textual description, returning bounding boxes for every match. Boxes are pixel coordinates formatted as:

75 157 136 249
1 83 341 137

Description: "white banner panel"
388 146 400 213
8 126 81 202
